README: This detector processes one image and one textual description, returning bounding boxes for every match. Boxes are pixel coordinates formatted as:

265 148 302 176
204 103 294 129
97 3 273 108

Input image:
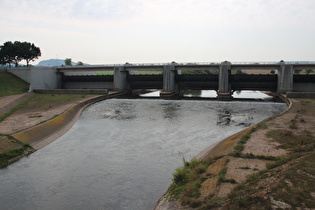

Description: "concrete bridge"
8 61 315 99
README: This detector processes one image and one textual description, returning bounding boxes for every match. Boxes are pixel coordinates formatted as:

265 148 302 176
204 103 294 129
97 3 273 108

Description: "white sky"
1 0 315 65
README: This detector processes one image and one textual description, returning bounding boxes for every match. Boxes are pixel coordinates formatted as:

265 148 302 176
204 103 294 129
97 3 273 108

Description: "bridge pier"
278 64 293 93
160 64 178 98
217 61 232 100
114 66 128 90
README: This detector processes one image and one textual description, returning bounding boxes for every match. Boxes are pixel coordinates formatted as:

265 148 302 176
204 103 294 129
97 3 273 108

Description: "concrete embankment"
11 91 126 150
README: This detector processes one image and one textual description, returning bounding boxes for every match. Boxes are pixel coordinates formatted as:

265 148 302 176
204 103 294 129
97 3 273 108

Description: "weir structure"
8 61 315 99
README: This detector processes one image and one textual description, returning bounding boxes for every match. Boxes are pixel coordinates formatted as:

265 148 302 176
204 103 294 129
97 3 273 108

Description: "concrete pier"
114 66 128 90
278 64 293 93
160 64 177 98
217 61 232 100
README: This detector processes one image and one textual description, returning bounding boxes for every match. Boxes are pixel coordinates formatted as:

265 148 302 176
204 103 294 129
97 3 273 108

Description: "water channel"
0 94 287 210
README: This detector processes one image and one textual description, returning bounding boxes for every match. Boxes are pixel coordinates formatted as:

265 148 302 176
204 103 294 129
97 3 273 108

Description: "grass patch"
266 129 314 151
218 166 237 184
28 114 43 118
0 95 34 122
227 152 315 208
19 93 87 110
227 171 266 208
0 143 33 167
271 152 315 208
168 157 219 206
289 115 299 129
0 72 29 97
233 132 251 154
252 122 268 131
266 155 292 170
231 152 277 161
133 71 162 75
96 71 163 75
95 71 114 75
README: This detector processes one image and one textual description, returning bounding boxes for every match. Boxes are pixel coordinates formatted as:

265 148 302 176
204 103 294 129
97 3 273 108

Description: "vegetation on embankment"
19 93 88 110
0 71 29 97
166 98 315 209
0 134 34 168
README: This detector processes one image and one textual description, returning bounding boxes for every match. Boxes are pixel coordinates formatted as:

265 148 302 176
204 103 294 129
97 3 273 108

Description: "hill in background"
37 59 89 66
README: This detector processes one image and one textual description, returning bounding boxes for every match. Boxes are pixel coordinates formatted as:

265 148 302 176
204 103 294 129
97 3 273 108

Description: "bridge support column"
217 61 232 100
114 66 128 90
277 64 293 94
160 64 177 98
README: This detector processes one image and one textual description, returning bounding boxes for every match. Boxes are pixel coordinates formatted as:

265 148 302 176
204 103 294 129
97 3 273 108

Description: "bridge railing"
17 61 315 70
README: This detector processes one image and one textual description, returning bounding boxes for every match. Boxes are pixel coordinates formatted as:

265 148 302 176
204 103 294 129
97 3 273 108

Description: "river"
0 96 287 210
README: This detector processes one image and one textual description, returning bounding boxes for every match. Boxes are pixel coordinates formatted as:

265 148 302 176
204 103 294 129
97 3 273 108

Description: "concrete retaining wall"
8 67 61 91
287 92 315 98
293 83 315 92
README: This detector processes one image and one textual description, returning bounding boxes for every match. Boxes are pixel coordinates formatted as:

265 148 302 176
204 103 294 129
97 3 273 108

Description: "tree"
306 69 313 74
18 42 41 66
76 61 83 66
0 41 41 67
0 41 15 67
65 58 72 66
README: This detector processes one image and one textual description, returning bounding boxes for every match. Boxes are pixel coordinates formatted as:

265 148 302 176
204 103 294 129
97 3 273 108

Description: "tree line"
0 41 41 67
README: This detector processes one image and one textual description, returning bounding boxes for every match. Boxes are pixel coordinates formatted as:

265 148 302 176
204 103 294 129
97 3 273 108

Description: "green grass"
95 71 114 75
0 143 33 167
168 158 210 199
0 95 34 122
0 72 29 97
181 70 219 75
266 129 314 152
227 152 315 208
95 70 162 75
168 156 225 207
20 93 87 110
233 132 251 154
131 71 162 75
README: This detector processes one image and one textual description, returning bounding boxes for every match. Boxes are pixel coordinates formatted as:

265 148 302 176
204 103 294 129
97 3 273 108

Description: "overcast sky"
1 0 314 65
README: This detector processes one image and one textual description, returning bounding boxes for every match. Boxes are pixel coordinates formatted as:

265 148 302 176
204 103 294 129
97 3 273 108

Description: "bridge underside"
128 75 163 89
176 74 218 90
62 75 114 89
230 74 278 91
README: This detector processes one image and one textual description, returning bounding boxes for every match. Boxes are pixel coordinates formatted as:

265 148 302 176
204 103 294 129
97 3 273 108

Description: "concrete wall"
9 67 61 91
293 83 315 92
8 68 32 84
